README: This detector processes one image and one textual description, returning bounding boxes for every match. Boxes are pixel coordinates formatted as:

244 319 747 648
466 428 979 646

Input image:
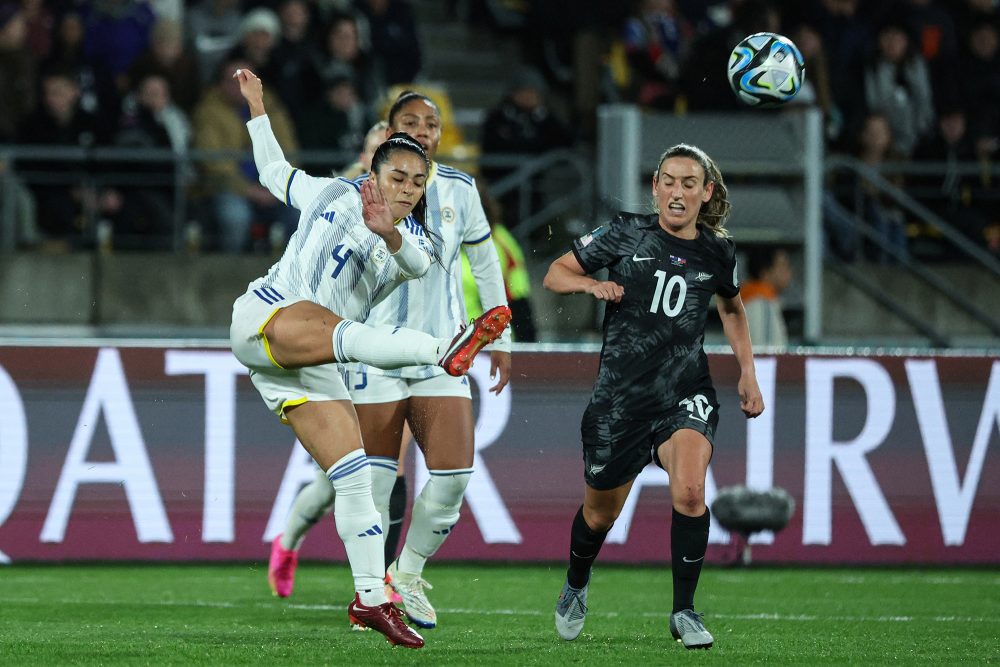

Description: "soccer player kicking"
229 69 510 649
543 144 764 649
269 90 512 632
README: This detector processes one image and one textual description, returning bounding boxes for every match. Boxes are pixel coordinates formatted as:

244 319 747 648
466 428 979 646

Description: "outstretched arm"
543 252 624 302
717 294 764 418
235 68 332 209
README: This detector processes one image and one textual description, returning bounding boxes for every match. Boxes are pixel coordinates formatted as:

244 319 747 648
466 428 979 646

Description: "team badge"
441 206 456 224
372 246 389 265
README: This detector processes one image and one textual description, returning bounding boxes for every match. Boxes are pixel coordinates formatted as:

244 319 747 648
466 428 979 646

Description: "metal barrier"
0 145 587 255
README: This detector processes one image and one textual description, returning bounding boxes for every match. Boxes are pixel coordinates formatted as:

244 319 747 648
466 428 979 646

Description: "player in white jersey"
268 91 512 629
229 69 511 649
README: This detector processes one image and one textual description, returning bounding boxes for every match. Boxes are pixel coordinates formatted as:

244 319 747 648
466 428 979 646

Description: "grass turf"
1 563 998 664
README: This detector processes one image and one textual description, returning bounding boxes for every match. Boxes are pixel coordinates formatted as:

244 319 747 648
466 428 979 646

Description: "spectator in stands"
741 245 792 348
0 2 36 143
902 0 962 112
961 20 1000 161
679 0 781 111
913 108 996 257
17 64 110 250
480 66 574 230
80 0 157 94
315 12 384 112
127 18 201 113
620 0 694 110
794 0 870 149
186 0 243 84
272 0 323 126
354 0 422 85
44 10 118 136
298 73 372 167
955 0 998 37
229 8 283 88
191 57 299 252
20 0 53 60
863 17 935 157
857 113 910 263
786 22 839 140
110 73 191 250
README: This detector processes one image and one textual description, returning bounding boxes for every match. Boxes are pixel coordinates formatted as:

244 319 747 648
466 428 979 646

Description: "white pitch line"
4 597 996 624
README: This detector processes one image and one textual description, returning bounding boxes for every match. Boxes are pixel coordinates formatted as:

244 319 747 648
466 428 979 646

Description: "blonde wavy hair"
653 144 731 238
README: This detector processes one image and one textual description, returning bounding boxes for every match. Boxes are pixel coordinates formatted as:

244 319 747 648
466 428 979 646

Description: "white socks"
397 469 472 576
281 468 334 551
368 456 399 550
326 450 386 605
332 320 443 368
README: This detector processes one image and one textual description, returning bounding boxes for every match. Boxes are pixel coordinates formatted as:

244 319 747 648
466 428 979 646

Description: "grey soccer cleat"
554 579 588 641
669 609 714 649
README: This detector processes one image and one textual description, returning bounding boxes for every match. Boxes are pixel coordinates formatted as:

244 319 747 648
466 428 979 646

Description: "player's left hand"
360 176 395 237
738 372 764 418
487 350 511 394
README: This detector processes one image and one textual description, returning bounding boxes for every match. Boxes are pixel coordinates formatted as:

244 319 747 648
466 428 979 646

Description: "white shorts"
344 367 472 404
230 286 350 420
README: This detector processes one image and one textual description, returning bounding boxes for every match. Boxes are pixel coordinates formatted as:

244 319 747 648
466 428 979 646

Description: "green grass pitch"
2 563 998 664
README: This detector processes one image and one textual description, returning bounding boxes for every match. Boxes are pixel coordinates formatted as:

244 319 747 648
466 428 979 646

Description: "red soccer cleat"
438 305 512 376
347 594 425 649
267 534 298 598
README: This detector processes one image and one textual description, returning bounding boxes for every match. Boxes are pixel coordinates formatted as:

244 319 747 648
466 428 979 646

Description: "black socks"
566 505 609 589
671 507 710 613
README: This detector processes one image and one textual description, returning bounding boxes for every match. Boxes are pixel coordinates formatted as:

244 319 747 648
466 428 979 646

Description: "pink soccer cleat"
267 534 298 598
438 305 512 376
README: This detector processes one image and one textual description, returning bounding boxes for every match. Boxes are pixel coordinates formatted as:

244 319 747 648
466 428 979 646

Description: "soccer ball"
727 32 805 107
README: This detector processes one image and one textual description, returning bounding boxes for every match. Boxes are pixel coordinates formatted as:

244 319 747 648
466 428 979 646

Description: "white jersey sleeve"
462 180 511 352
246 114 333 209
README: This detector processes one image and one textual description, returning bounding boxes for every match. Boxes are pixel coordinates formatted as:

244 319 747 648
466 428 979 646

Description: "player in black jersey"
544 143 764 649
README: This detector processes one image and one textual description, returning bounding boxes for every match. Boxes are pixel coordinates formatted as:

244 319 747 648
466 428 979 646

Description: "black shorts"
580 388 720 491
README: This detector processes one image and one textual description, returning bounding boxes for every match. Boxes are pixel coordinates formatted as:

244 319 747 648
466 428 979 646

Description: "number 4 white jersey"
356 162 511 379
242 115 434 322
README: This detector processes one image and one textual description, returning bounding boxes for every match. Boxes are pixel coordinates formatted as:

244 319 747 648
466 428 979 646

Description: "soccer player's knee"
586 508 618 532
673 486 706 516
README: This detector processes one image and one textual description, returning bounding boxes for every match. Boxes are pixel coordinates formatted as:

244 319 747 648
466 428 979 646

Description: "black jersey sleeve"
716 236 740 298
572 215 632 274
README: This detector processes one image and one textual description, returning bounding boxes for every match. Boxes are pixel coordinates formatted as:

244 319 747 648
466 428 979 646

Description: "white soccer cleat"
386 560 437 629
554 578 588 640
669 609 714 649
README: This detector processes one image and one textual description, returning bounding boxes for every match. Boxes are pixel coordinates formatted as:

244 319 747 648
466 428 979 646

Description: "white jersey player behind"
269 91 513 631
228 69 510 650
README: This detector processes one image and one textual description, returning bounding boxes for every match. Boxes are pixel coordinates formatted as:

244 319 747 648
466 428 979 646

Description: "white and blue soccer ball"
727 32 805 107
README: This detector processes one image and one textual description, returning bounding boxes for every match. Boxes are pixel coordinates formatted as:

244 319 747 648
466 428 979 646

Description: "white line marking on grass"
5 597 996 625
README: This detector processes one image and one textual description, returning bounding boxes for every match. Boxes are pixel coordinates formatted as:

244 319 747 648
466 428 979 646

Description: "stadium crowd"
0 0 998 259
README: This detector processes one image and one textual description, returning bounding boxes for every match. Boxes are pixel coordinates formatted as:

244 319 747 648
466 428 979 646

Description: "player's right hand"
588 280 624 303
233 68 265 115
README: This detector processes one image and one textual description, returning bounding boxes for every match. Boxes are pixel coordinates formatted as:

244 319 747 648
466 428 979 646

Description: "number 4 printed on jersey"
330 243 354 278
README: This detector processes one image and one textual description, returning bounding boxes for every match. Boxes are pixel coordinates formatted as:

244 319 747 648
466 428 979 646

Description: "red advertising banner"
0 344 997 564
